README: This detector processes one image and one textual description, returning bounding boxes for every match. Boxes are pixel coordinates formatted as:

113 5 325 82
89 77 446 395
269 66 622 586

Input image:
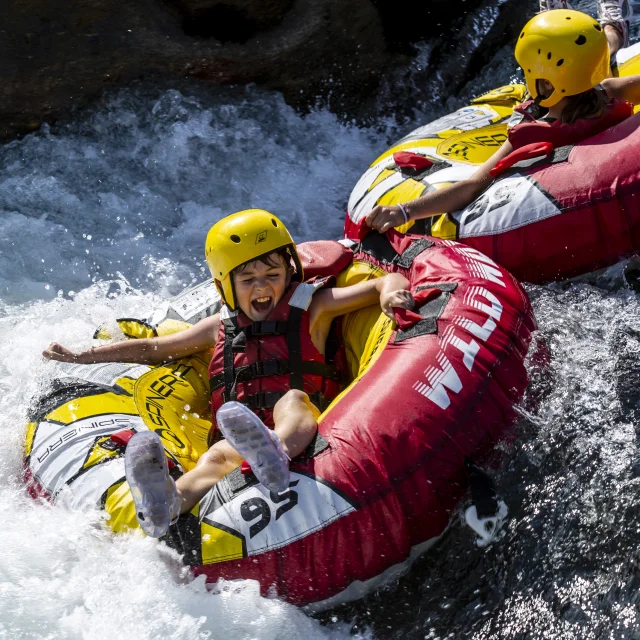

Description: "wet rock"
357 0 537 124
0 0 392 139
166 0 295 40
427 0 538 95
0 0 532 139
370 0 488 54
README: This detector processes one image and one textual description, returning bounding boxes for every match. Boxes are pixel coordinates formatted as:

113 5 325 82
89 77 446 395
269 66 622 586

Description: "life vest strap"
246 320 289 337
209 359 343 393
287 307 304 392
222 318 238 402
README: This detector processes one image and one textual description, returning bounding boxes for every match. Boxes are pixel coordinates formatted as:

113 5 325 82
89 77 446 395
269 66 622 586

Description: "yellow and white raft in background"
346 42 640 241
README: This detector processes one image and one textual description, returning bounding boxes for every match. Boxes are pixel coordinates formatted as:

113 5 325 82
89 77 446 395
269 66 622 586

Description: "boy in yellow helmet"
44 209 412 537
366 9 640 235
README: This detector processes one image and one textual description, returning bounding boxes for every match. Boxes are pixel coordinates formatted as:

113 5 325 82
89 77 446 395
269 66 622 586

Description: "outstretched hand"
365 205 406 234
42 343 82 363
380 289 414 320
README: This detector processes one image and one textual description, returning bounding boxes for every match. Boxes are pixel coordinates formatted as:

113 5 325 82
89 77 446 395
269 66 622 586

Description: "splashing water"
0 85 384 640
0 84 384 304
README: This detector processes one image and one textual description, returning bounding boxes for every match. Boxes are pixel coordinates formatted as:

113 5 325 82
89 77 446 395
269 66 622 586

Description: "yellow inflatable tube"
24 261 388 544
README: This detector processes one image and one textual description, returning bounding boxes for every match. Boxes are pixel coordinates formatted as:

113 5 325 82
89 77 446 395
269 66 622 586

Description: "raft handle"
489 141 554 178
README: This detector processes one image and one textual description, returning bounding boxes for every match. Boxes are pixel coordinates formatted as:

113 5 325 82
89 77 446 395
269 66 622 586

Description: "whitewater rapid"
0 85 385 640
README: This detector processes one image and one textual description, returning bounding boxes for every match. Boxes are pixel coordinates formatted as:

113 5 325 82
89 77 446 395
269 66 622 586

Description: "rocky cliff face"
0 0 531 139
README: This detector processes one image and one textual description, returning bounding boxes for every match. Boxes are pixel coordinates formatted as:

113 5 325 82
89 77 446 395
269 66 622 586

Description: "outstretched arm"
43 314 221 365
366 139 514 233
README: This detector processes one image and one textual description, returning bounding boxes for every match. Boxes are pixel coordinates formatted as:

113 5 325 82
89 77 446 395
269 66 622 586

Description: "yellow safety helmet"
205 209 303 311
515 9 610 108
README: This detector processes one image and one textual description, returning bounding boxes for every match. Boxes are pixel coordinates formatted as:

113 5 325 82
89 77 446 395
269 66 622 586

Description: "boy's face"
232 254 290 321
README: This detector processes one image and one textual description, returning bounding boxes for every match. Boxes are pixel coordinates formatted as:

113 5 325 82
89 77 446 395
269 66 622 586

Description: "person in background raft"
43 209 413 538
366 9 640 235
541 0 632 58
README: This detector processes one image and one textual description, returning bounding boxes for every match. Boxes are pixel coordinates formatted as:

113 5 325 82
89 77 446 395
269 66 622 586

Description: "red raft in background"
164 232 535 608
442 114 640 283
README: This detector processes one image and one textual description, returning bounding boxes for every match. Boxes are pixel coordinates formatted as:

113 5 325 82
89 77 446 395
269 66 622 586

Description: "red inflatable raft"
24 233 535 608
436 113 640 283
162 232 535 607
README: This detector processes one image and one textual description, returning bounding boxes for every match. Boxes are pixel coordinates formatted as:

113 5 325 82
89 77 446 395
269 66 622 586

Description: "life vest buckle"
231 331 246 353
245 391 285 410
251 320 288 336
253 359 287 377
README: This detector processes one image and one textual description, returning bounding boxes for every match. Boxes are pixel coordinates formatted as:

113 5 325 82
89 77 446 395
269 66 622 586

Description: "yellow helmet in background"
515 9 610 108
205 209 303 311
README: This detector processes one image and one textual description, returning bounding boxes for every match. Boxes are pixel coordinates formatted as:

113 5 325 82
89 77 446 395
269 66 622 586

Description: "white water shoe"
125 431 180 538
598 0 632 48
216 401 290 493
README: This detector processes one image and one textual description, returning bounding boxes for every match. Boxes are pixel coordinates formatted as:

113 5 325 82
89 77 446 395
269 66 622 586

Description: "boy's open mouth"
251 296 272 313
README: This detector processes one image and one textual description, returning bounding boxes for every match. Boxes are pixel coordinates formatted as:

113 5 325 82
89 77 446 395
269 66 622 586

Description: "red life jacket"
508 97 634 151
208 279 344 438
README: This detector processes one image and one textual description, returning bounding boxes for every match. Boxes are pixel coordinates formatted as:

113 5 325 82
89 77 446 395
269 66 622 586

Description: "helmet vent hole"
538 48 541 54
547 52 552 60
271 218 278 227
561 89 566 93
594 24 602 31
520 32 524 39
557 58 564 66
575 35 587 45
566 16 571 19
528 68 531 72
230 234 241 243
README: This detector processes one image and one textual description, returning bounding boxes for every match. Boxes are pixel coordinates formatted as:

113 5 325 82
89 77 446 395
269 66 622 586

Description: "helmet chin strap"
523 93 547 121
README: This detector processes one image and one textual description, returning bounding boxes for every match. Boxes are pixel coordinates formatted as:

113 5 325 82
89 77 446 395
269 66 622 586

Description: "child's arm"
42 314 221 365
602 75 640 105
310 272 412 326
366 139 514 234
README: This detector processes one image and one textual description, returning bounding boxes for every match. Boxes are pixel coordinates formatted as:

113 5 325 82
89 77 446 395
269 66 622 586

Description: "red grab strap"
113 429 176 469
489 141 554 178
110 429 135 447
393 288 442 329
345 216 371 242
393 151 434 173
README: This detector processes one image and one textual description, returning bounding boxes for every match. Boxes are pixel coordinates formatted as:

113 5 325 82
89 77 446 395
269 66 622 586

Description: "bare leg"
599 0 631 57
175 440 243 514
272 389 320 459
605 23 625 57
175 390 319 514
